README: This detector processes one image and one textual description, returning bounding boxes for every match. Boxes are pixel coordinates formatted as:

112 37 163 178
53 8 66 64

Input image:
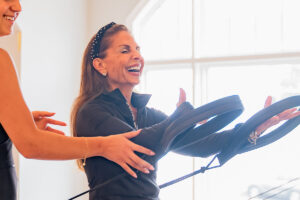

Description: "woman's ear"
93 58 107 77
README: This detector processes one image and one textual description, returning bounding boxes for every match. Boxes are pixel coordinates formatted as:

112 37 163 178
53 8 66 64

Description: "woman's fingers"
121 130 155 156
119 163 137 178
256 107 300 135
32 111 55 118
128 149 154 171
102 134 155 177
277 108 300 120
264 96 272 108
127 153 151 174
288 110 300 119
44 118 67 126
131 142 155 156
46 126 65 135
122 129 142 139
176 88 186 108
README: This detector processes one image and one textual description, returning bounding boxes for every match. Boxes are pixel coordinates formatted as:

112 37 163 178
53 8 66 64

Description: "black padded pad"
217 95 300 165
168 95 244 156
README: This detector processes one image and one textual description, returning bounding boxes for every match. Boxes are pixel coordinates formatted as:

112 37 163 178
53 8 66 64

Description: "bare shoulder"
0 48 10 58
0 48 14 72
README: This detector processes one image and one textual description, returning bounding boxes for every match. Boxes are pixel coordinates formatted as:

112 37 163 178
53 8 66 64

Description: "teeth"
128 66 140 70
128 65 141 72
4 16 15 21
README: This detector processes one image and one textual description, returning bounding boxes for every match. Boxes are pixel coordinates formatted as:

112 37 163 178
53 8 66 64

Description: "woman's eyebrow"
118 44 130 48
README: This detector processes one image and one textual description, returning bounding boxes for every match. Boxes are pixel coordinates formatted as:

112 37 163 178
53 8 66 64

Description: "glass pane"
254 0 282 53
139 65 194 200
144 65 194 114
134 0 192 60
283 0 300 51
195 64 300 199
195 0 293 57
194 0 231 57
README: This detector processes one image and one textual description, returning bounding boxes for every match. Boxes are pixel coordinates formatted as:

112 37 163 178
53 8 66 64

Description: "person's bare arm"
0 48 103 159
0 48 154 177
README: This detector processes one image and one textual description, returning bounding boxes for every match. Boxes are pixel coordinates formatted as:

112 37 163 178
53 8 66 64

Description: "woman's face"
0 0 21 37
100 31 144 90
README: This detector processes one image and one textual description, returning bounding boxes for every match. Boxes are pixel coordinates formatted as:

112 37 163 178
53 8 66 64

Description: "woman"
0 1 155 199
72 22 300 199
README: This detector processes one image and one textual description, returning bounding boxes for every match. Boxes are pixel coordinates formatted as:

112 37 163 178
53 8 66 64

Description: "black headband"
90 22 116 60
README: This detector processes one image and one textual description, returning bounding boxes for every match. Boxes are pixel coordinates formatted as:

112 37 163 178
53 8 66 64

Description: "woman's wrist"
86 136 105 158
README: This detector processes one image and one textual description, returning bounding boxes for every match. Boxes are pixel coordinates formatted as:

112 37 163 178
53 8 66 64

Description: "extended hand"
32 111 67 135
256 96 300 135
100 130 155 178
176 88 186 107
176 88 207 124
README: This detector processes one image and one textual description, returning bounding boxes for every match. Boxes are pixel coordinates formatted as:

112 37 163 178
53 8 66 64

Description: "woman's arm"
0 48 109 159
0 49 154 175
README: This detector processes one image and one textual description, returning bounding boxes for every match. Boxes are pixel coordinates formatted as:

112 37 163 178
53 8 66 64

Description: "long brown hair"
71 24 128 169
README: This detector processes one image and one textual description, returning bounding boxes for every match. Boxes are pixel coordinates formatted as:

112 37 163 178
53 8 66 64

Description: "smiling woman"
71 22 300 200
0 0 21 36
0 1 157 199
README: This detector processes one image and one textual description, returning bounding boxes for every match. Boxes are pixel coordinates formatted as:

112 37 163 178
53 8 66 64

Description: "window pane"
139 65 194 200
194 0 231 57
195 64 300 199
144 65 194 115
254 0 282 53
134 0 192 60
283 0 300 51
195 0 300 57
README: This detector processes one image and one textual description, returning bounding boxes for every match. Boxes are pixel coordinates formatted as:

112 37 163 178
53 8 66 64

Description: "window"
132 0 300 199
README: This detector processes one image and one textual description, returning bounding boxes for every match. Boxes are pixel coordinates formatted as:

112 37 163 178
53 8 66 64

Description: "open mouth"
4 15 16 21
127 64 142 73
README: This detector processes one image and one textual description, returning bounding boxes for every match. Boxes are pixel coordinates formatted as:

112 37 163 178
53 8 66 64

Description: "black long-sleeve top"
75 89 235 200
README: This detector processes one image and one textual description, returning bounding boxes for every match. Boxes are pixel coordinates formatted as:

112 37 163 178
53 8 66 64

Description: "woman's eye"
121 49 128 53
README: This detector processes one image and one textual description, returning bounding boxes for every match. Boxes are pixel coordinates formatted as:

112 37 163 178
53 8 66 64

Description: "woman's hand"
100 130 155 178
177 88 207 124
32 111 67 135
256 96 300 135
176 88 186 107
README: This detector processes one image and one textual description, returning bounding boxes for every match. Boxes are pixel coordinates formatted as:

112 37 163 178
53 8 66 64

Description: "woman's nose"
11 0 22 13
132 50 143 61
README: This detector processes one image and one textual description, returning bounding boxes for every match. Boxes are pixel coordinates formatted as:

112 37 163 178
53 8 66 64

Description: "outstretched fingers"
32 111 55 118
256 104 300 135
46 126 65 135
264 96 273 108
44 118 67 126
176 88 187 108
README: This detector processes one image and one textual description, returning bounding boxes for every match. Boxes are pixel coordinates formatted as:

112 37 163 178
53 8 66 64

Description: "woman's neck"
111 85 133 106
113 86 138 122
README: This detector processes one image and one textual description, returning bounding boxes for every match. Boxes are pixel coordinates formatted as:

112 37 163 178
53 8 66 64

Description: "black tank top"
0 123 14 168
0 123 17 200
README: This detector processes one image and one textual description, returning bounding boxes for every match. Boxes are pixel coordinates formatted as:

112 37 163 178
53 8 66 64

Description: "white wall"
17 0 89 199
86 0 144 38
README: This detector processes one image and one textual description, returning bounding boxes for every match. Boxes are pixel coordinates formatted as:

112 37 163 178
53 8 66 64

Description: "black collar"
101 88 151 109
